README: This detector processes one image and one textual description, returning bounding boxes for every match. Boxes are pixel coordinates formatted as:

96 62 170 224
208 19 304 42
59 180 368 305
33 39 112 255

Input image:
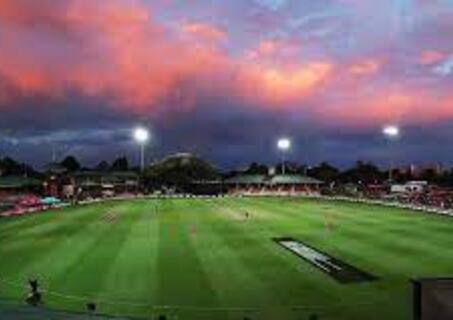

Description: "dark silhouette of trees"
245 162 268 175
144 154 219 191
0 157 22 175
95 160 110 172
111 157 129 171
340 161 385 184
0 157 40 177
309 162 340 182
275 161 307 175
60 156 81 172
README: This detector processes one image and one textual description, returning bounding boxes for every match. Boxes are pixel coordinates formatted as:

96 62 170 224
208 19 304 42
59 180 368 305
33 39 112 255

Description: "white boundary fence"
306 195 453 218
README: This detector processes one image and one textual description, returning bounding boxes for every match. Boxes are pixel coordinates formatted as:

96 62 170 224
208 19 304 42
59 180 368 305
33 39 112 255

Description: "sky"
0 0 452 169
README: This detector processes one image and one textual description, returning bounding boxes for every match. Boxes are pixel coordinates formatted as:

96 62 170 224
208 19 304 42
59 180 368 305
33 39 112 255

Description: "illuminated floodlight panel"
134 127 149 143
382 125 400 138
277 138 291 151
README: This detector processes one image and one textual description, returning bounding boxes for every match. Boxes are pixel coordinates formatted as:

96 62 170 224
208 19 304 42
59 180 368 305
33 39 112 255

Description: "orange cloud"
237 62 334 106
181 22 227 42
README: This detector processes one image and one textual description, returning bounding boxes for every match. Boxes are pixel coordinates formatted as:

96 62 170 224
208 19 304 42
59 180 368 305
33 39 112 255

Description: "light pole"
277 138 291 175
382 125 400 182
133 127 149 172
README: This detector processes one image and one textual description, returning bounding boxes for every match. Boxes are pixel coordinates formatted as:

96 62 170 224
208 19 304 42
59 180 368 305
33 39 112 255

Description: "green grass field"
1 197 453 319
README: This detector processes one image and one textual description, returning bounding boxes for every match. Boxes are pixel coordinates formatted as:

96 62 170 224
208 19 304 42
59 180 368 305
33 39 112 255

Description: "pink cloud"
349 59 382 77
0 1 222 110
315 87 453 127
420 50 445 65
0 0 453 128
246 39 301 60
0 0 331 112
181 22 227 42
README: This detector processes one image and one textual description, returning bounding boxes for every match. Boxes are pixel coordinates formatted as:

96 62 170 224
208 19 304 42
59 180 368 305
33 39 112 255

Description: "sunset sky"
0 0 452 168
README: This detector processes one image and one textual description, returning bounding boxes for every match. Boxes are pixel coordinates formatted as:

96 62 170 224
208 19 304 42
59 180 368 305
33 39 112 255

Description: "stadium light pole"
382 125 400 182
277 138 291 175
133 127 150 172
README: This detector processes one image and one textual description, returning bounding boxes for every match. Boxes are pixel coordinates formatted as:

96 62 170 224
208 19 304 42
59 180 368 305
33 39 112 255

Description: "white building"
391 181 428 194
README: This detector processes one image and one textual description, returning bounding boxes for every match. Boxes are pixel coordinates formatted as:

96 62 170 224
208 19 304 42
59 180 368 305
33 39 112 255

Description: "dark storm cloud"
2 96 453 169
0 94 138 134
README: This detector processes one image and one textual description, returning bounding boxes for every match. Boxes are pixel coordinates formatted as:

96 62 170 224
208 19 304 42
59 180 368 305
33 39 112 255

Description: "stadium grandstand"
224 174 323 196
72 171 139 199
0 176 42 199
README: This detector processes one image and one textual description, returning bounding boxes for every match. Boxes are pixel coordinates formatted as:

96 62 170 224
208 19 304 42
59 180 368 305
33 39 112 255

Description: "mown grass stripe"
156 200 220 309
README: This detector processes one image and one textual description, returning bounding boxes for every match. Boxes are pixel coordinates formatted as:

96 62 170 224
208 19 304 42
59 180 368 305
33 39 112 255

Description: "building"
42 162 140 199
391 181 428 194
73 171 140 198
0 176 43 199
43 162 69 197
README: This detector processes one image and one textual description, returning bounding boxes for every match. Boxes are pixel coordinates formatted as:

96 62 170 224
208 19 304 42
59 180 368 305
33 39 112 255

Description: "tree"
0 157 23 176
0 157 41 178
111 157 129 171
61 156 81 172
275 161 305 175
96 160 110 172
340 161 384 184
309 162 340 182
245 162 268 175
143 154 219 190
444 169 453 187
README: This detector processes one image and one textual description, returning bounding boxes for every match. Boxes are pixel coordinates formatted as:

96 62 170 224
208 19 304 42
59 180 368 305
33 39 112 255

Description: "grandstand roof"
0 176 42 189
73 171 139 179
224 174 323 185
270 175 323 185
43 162 67 174
74 171 139 187
224 175 267 184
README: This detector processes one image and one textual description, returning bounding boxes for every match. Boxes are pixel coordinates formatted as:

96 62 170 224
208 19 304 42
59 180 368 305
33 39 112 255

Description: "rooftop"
0 176 42 189
224 174 322 185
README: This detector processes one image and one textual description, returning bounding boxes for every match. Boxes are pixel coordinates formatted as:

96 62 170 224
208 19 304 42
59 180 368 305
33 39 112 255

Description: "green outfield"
1 197 452 319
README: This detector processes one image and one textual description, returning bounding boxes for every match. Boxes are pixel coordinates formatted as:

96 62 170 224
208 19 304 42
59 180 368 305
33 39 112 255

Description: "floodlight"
133 127 150 172
134 127 149 143
277 137 291 175
382 125 400 182
382 125 400 138
277 138 291 151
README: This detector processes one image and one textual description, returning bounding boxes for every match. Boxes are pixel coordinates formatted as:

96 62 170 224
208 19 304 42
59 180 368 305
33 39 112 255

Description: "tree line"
1 155 453 186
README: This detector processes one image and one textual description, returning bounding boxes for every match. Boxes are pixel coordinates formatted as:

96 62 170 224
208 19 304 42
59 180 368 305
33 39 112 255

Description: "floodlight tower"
382 125 400 182
133 127 150 172
277 137 291 175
